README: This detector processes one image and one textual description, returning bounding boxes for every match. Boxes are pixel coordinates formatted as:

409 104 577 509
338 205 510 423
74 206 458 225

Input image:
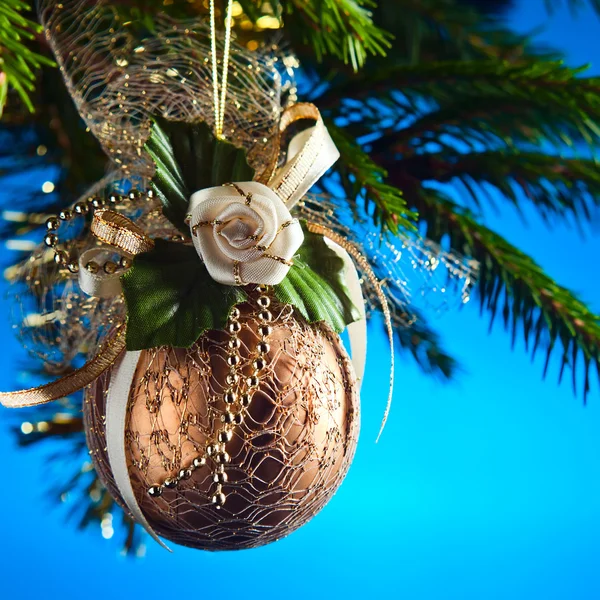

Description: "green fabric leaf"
121 240 247 350
274 223 362 333
144 119 255 232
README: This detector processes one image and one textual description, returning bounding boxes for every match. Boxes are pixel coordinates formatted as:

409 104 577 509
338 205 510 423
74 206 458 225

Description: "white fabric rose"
188 181 304 286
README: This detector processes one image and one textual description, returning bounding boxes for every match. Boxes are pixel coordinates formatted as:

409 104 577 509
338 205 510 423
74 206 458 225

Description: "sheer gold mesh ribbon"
0 210 156 409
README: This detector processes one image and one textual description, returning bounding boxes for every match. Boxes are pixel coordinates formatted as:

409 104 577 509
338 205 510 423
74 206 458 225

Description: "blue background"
1 2 600 598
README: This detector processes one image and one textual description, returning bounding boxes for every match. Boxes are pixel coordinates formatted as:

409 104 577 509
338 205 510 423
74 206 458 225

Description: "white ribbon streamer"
106 350 171 551
270 120 340 209
324 239 367 388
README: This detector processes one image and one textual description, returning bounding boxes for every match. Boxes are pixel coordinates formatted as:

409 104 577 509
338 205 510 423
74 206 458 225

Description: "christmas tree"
0 0 599 554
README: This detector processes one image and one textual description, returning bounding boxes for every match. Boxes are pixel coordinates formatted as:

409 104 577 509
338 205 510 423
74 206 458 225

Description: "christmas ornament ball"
84 298 359 550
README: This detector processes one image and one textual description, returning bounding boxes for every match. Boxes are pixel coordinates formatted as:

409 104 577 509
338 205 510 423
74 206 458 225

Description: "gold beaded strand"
43 188 154 273
146 289 275 510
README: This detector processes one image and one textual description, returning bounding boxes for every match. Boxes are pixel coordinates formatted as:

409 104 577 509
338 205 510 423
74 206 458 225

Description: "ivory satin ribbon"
0 103 391 549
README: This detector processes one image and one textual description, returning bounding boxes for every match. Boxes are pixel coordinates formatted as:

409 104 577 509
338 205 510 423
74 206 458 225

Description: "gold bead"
206 444 217 456
256 284 268 293
247 375 259 388
230 307 241 319
226 373 238 385
215 451 230 464
253 358 266 371
178 469 192 480
146 188 155 199
258 310 272 322
54 250 68 266
119 256 132 269
224 391 236 404
46 217 60 231
211 492 226 507
228 337 241 349
129 190 142 201
218 430 233 443
90 198 104 209
85 261 99 274
108 194 120 204
227 353 240 367
67 261 79 274
148 485 162 497
213 471 228 484
223 411 236 424
44 233 58 248
103 261 117 274
258 325 272 337
233 413 243 425
164 478 177 489
257 342 270 354
240 393 251 407
257 296 271 308
74 202 89 214
228 321 242 334
59 209 73 221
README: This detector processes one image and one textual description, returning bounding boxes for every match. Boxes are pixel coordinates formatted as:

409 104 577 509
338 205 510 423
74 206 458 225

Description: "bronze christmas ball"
84 297 359 550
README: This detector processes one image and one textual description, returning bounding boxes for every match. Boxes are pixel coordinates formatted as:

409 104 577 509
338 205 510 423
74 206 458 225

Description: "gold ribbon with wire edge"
91 209 155 256
0 210 154 409
0 325 127 408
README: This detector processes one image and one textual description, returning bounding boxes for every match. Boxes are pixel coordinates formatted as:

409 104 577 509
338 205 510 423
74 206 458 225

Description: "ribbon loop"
79 247 125 298
270 103 340 209
91 209 154 256
0 326 126 408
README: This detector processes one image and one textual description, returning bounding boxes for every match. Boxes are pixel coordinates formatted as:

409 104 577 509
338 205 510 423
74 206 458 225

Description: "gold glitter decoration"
84 296 359 550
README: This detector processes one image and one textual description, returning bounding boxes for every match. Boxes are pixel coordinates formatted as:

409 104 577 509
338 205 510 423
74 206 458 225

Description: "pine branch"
239 0 392 70
395 182 600 399
0 0 54 113
319 59 600 127
394 308 460 379
374 151 600 222
325 123 417 233
12 401 142 555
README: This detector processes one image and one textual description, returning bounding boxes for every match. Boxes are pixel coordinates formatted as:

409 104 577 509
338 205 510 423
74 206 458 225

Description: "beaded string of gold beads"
43 189 154 273
211 289 273 508
146 289 274 509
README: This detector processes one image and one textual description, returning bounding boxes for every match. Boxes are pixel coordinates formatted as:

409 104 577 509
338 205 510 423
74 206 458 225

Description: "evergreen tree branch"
0 0 54 113
375 151 600 222
325 123 418 233
394 308 460 379
11 402 141 555
238 0 392 69
394 181 600 399
318 59 600 116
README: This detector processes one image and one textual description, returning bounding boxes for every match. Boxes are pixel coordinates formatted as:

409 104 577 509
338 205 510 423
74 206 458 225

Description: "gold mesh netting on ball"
84 294 359 550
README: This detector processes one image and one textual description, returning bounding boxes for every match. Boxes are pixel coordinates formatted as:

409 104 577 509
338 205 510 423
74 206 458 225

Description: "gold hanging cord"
210 0 234 139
